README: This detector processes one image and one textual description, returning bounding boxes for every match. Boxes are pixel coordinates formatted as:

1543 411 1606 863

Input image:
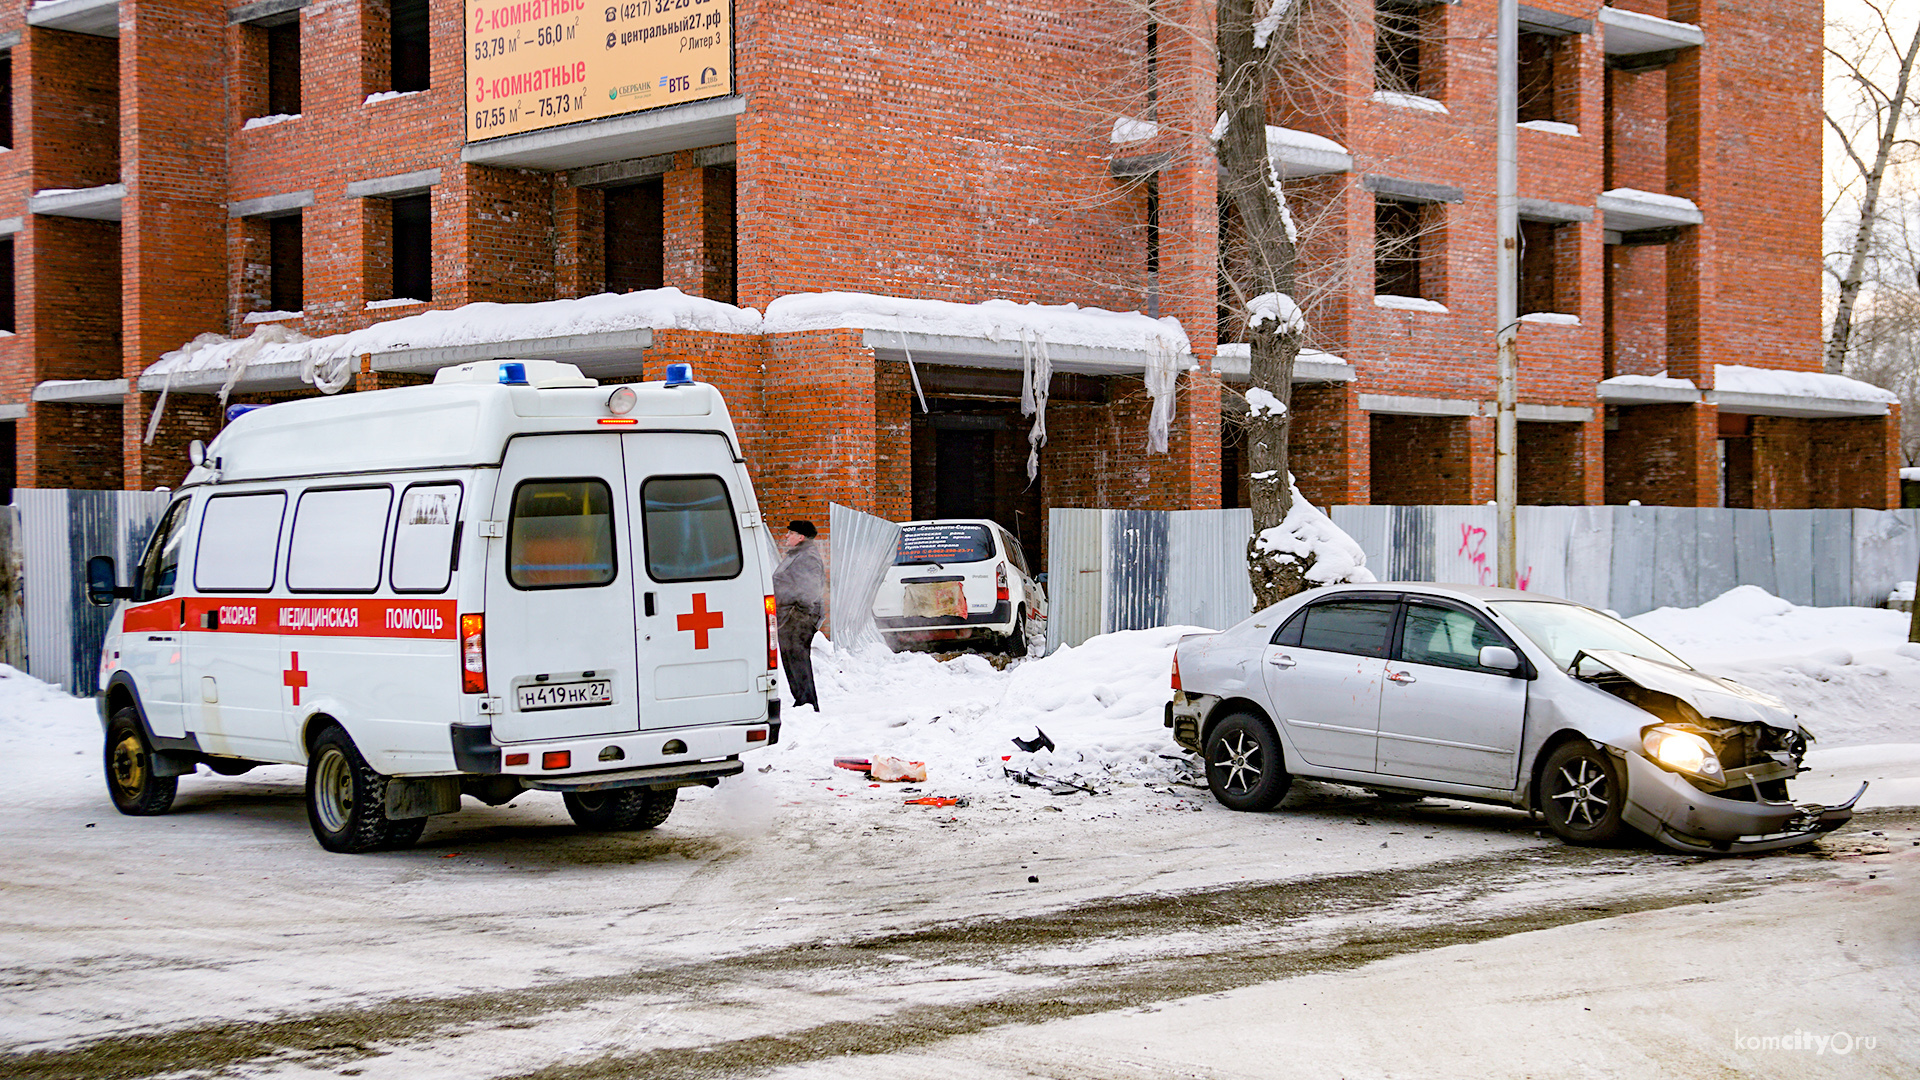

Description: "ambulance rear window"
640 475 742 582
509 480 616 589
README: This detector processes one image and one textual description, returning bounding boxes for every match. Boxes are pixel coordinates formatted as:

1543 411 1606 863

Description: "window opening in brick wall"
392 0 430 93
702 164 737 304
1518 31 1557 123
0 237 13 333
1518 218 1560 315
1146 176 1161 318
1375 2 1439 98
391 193 431 301
0 52 12 148
267 21 301 116
604 178 664 293
1374 198 1428 299
1145 19 1158 112
0 421 14 504
269 214 304 312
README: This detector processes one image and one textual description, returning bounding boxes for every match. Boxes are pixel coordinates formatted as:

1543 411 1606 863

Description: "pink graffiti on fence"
1457 523 1532 590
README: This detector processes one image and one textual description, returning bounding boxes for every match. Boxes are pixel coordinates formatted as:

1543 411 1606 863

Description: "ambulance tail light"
461 614 487 693
764 595 777 671
996 563 1009 604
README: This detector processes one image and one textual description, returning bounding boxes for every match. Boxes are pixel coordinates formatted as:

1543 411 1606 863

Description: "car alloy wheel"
1541 741 1628 846
1203 712 1291 812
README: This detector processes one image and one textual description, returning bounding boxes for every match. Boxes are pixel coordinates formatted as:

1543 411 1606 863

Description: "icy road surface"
2 588 1917 1078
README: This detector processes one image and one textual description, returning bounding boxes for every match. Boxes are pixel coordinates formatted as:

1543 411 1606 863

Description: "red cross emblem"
283 652 309 706
676 593 724 650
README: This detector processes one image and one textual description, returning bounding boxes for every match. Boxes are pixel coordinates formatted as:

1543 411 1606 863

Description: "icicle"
141 367 174 446
1020 330 1050 482
1144 340 1180 453
899 332 929 413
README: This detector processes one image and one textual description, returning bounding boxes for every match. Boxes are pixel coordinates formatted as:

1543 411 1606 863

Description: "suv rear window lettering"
509 479 616 589
641 475 743 582
195 492 285 592
391 483 463 593
896 523 993 565
288 486 393 593
1294 600 1396 658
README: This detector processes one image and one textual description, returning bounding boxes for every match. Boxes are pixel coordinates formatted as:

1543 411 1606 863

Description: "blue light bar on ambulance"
664 363 694 387
498 362 529 385
225 403 268 423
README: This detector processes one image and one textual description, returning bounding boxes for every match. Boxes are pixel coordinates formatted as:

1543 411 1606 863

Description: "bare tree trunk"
1826 12 1920 375
1218 0 1310 607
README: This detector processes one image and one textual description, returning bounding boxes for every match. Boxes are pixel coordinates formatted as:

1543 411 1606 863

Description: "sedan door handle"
1268 654 1296 669
1386 669 1416 684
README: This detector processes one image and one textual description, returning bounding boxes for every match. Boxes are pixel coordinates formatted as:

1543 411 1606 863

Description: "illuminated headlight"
1642 726 1724 781
607 386 637 415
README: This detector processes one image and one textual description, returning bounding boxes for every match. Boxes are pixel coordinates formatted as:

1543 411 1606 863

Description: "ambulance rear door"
622 432 768 730
487 434 641 743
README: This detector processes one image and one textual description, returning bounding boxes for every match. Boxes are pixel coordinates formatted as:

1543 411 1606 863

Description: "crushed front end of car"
1576 649 1867 853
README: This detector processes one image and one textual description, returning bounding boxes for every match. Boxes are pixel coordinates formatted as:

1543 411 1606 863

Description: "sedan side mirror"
1035 572 1049 586
86 555 122 607
1479 645 1522 673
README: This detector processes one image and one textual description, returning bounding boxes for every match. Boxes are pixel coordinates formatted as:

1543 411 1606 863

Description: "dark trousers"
778 603 822 709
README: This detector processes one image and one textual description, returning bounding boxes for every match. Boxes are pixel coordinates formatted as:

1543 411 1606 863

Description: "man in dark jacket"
772 519 826 711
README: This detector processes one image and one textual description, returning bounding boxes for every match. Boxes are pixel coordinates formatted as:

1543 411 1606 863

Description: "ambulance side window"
194 492 286 592
287 486 394 593
640 475 742 582
138 498 192 601
391 483 463 593
508 479 616 589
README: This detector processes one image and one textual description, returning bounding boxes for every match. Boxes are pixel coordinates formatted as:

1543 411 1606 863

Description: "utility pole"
1494 0 1519 589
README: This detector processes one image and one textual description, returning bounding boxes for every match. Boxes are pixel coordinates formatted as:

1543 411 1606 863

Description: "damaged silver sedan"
1166 584 1866 853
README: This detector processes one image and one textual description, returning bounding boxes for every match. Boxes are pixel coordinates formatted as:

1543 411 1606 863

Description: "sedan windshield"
1487 601 1690 672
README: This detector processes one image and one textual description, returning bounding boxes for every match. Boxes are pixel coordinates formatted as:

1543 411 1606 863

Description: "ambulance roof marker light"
607 386 638 415
664 363 694 387
498 361 529 386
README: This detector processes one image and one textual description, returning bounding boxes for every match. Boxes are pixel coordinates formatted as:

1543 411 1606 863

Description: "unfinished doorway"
934 427 996 519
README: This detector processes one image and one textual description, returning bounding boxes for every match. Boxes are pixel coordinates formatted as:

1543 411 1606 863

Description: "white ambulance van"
87 360 781 853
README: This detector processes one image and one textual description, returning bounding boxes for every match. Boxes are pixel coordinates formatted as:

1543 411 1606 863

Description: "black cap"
786 519 817 538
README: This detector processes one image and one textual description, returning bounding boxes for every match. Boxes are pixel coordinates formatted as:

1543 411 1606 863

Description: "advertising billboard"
465 0 732 142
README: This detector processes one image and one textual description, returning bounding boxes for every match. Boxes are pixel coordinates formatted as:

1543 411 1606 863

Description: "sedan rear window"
1287 600 1396 658
895 523 994 566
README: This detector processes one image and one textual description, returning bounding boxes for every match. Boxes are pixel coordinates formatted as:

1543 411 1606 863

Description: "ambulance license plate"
516 680 614 711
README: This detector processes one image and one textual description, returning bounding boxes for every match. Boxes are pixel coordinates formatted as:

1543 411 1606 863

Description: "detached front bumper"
1620 751 1868 854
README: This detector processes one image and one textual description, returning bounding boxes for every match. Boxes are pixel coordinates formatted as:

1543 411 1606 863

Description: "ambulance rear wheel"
105 709 177 816
564 787 676 831
306 725 420 853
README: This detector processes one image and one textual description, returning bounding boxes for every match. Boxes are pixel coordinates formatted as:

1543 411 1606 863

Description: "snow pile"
1519 312 1579 326
763 292 1193 358
1267 125 1347 158
1375 295 1449 313
1901 466 1920 482
1598 373 1696 390
1519 120 1579 136
242 113 298 130
1370 90 1449 114
0 663 98 757
1892 581 1915 603
1627 585 1920 746
1252 478 1376 586
1246 292 1304 334
1245 387 1286 418
1714 364 1899 405
1109 116 1159 144
767 628 1200 793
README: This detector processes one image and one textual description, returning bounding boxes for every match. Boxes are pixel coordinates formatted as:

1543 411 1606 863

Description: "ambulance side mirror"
86 556 121 607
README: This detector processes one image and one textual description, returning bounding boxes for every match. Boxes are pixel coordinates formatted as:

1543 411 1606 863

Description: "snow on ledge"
1602 373 1698 391
1370 90 1449 114
1519 120 1580 137
1374 295 1449 314
1714 364 1898 405
1267 125 1348 157
244 310 302 324
1109 116 1160 144
1519 312 1580 326
1902 467 1920 483
1600 187 1701 214
242 113 300 131
763 292 1192 356
367 298 428 310
365 90 424 106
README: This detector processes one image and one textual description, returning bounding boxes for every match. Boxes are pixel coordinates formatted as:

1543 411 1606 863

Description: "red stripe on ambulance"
162 598 460 639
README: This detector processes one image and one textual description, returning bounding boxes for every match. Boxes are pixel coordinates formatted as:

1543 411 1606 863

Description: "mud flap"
385 776 463 819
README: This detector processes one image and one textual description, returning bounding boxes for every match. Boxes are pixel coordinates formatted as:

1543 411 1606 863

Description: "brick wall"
1369 413 1474 504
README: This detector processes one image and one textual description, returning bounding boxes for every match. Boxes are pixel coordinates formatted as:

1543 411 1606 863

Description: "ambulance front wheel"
106 709 177 816
306 724 426 853
563 787 676 831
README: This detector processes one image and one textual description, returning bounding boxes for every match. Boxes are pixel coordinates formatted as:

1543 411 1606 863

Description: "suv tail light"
1171 652 1182 693
764 594 778 671
461 614 487 693
996 563 1009 603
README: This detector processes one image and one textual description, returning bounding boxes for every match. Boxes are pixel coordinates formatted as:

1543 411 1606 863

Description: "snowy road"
3 589 1919 1078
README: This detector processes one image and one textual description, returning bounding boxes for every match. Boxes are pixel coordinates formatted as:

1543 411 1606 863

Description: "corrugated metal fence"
15 489 173 691
1049 504 1920 649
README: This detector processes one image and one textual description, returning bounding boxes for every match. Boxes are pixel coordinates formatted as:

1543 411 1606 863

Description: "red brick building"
0 0 1895 561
